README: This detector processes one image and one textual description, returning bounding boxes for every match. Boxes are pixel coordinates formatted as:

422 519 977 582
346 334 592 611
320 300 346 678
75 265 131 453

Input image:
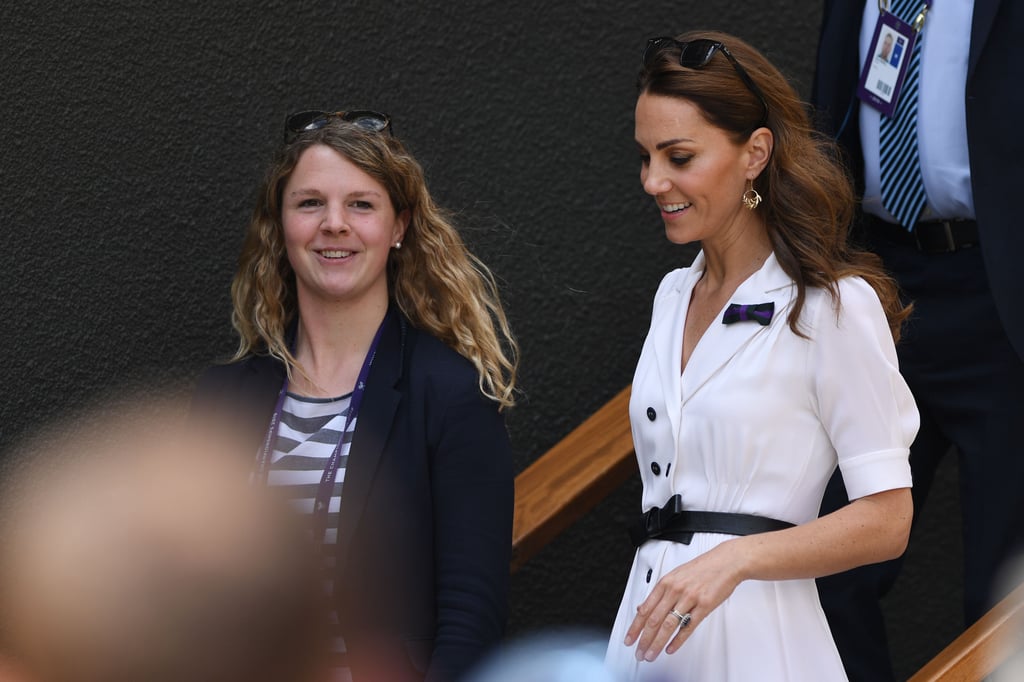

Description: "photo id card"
856 11 917 118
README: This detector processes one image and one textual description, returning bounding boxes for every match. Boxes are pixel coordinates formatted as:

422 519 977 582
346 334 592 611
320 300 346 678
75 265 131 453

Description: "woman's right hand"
623 538 747 662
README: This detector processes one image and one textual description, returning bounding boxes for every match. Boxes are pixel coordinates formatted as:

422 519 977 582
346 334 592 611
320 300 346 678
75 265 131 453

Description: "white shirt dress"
605 251 918 681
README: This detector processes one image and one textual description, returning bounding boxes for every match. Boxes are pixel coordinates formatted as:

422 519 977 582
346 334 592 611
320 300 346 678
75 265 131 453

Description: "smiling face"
635 92 766 248
281 144 407 311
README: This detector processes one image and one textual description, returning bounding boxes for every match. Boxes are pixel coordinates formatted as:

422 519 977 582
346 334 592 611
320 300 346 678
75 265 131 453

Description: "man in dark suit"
812 1 1024 680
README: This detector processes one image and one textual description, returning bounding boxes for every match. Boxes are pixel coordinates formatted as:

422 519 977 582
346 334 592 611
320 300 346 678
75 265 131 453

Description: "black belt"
864 215 979 254
628 494 795 548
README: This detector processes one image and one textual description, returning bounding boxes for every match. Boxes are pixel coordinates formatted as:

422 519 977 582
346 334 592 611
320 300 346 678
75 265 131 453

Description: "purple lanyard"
256 318 387 551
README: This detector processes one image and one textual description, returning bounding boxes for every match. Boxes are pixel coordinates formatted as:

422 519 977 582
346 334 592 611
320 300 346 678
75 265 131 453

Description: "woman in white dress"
604 31 919 681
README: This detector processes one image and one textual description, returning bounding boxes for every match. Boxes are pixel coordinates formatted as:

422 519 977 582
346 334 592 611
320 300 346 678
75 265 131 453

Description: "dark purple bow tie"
722 302 774 326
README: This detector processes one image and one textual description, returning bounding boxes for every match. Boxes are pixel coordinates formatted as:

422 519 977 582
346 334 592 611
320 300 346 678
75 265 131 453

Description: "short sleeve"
809 278 919 500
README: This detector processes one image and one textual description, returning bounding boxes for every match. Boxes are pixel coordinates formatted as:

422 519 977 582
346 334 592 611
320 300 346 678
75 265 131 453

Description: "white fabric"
605 251 918 681
859 0 976 221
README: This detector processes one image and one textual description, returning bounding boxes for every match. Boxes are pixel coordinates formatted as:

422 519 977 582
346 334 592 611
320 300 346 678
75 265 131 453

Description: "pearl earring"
393 241 402 250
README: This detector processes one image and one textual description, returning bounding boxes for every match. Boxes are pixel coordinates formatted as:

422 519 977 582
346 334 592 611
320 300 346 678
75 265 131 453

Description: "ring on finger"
669 609 692 628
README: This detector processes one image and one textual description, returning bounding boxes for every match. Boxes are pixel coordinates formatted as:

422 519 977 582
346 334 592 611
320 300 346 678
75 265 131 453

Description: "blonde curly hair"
230 118 518 409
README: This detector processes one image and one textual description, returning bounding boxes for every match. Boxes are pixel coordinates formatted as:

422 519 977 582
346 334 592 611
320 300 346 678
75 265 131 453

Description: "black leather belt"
865 215 979 254
628 494 795 548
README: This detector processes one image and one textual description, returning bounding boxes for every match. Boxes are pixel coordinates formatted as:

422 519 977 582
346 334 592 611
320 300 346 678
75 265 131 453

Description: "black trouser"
816 224 1024 682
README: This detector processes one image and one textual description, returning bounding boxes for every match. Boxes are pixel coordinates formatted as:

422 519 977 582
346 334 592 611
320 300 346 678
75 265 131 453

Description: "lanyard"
879 0 932 32
256 316 387 551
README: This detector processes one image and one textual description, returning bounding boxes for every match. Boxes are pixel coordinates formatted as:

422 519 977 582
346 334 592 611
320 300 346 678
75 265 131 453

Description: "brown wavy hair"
639 30 910 340
230 119 518 409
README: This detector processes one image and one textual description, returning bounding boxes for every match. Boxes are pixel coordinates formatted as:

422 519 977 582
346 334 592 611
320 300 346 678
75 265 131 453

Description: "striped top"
266 391 354 679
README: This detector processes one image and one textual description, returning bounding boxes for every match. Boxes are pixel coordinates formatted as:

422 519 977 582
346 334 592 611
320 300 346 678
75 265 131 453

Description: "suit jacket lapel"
224 353 288 458
680 252 795 406
968 0 999 79
334 309 406 571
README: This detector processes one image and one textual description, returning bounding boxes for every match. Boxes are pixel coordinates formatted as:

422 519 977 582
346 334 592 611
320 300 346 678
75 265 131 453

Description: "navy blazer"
192 310 514 682
813 0 1024 358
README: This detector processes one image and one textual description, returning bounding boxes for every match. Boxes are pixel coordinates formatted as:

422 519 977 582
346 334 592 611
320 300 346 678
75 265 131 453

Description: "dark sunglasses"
283 109 392 142
643 37 769 128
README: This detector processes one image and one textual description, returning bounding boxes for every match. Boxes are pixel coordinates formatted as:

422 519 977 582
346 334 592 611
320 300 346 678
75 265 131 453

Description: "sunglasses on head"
283 109 392 142
643 37 769 128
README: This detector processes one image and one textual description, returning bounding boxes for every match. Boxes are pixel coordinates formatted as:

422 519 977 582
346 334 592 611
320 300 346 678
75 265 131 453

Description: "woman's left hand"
623 539 746 662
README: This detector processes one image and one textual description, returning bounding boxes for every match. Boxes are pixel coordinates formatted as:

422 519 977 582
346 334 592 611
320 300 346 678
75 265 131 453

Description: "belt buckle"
938 221 957 252
913 220 957 253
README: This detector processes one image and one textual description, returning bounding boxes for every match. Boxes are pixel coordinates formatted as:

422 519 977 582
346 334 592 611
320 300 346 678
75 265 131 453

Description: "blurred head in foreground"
0 400 327 682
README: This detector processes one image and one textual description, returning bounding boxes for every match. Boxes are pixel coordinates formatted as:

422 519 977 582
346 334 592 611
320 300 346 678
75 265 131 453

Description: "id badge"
856 11 918 118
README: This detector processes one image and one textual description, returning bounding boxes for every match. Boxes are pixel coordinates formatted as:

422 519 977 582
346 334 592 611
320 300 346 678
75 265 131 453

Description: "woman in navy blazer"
192 110 517 682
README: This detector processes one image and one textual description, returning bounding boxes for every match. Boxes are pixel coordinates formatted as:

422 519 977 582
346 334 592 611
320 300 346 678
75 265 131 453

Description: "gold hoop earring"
742 180 762 211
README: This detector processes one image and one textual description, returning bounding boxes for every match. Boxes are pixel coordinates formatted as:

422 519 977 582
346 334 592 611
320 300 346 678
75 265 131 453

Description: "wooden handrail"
908 579 1024 681
510 386 635 572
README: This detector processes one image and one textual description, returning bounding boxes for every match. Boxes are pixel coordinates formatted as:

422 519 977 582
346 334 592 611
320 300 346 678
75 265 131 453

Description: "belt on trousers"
864 215 979 254
628 494 795 548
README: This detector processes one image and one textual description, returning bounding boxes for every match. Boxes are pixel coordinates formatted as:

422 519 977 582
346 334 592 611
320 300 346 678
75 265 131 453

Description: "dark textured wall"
1 1 961 678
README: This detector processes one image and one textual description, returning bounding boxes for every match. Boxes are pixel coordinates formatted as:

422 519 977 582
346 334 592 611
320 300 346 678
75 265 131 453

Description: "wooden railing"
510 384 1024 681
511 386 635 572
909 580 1024 681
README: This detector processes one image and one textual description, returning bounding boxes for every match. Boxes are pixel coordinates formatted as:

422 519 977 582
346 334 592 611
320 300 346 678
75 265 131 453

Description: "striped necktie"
879 0 927 230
